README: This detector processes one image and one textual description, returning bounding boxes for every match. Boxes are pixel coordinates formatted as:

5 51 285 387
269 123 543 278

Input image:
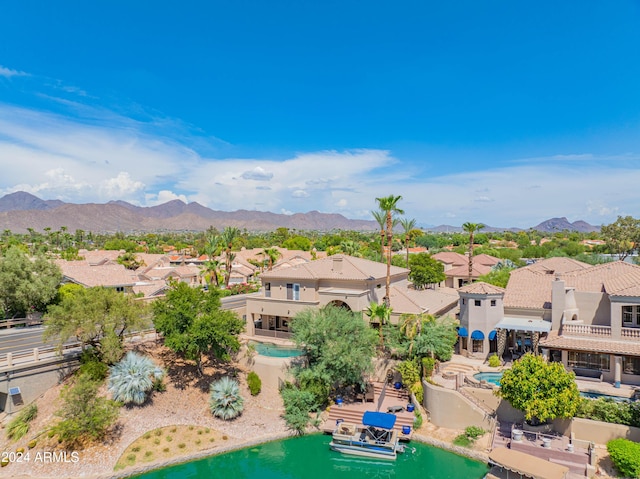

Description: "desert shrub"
53 374 120 447
413 408 423 428
607 438 640 478
410 382 424 405
145 451 152 457
296 369 330 408
396 359 421 386
453 434 472 447
79 360 109 382
421 357 436 377
280 385 320 435
6 404 38 440
247 371 262 396
209 377 244 420
178 443 186 449
465 426 485 439
28 439 37 449
576 398 635 426
488 354 501 368
108 352 165 405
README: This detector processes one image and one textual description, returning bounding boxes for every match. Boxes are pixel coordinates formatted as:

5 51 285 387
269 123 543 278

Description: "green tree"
462 222 485 282
261 247 281 271
497 353 580 423
412 316 458 361
53 373 120 448
375 195 404 306
477 268 513 288
282 235 312 251
365 301 391 348
400 217 417 266
152 282 244 375
0 246 62 318
117 252 145 270
371 210 387 261
601 216 640 260
408 253 446 289
291 305 377 389
44 287 150 364
221 227 240 287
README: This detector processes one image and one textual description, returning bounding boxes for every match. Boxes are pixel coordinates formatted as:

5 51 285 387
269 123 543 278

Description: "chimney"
332 256 343 272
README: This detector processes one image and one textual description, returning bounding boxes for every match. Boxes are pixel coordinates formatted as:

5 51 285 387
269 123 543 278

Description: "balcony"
562 323 640 342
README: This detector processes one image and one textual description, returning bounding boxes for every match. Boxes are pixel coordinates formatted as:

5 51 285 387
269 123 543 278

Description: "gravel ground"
0 341 291 479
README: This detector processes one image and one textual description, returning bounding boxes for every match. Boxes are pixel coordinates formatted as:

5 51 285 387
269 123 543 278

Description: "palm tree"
221 227 240 287
209 376 244 420
365 301 392 348
400 218 417 267
262 247 281 271
462 222 485 283
400 313 435 356
371 210 386 261
340 240 361 257
375 195 404 307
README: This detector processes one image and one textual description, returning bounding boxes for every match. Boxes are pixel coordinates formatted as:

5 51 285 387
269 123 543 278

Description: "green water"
132 434 488 479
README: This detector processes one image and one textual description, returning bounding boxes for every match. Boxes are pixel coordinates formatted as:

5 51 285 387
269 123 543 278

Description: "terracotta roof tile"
459 282 506 295
541 332 640 355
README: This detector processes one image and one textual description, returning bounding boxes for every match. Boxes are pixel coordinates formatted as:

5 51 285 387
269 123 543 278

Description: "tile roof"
541 332 640 356
473 254 501 266
444 263 493 278
386 286 459 316
504 257 640 310
432 251 467 266
459 282 505 295
259 254 408 281
56 260 137 287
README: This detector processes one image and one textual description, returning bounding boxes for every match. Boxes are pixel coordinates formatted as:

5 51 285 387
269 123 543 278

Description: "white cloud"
474 196 494 203
146 190 188 205
241 166 274 181
100 172 145 199
0 65 28 78
335 199 348 208
292 189 309 198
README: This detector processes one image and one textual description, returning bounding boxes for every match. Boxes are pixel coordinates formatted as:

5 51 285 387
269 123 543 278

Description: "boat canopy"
362 411 397 430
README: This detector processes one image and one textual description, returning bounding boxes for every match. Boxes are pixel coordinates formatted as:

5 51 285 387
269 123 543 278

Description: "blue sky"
0 1 639 228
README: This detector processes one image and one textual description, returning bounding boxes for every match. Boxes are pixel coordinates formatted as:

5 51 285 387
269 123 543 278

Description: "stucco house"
432 251 500 288
457 256 640 386
245 254 459 339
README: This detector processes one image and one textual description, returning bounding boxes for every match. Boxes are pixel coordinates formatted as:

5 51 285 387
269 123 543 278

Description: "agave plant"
209 376 244 420
108 351 165 405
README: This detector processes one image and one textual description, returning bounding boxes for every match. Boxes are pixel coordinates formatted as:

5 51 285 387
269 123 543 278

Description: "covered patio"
494 317 552 360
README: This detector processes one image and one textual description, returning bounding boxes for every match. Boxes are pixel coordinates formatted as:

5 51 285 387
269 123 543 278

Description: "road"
0 326 58 357
0 294 251 358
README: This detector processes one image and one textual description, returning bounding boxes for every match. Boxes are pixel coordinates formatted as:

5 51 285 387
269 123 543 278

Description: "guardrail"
0 328 157 369
254 329 292 340
0 318 43 329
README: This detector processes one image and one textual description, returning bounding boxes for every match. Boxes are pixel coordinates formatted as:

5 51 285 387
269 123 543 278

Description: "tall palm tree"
400 313 435 356
262 247 281 271
400 218 417 267
365 301 392 348
375 195 404 307
221 227 240 287
371 210 386 261
462 222 485 283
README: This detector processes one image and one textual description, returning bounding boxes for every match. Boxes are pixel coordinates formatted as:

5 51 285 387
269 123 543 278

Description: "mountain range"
0 192 600 234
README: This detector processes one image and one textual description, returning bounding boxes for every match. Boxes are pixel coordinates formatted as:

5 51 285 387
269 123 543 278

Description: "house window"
474 300 481 307
622 305 640 326
115 286 125 293
568 351 610 371
490 300 496 307
286 283 300 301
265 282 271 298
623 356 640 375
472 339 483 353
462 298 466 305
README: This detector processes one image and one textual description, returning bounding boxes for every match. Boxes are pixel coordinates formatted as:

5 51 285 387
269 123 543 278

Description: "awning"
362 411 397 429
488 330 497 340
471 330 485 340
489 447 568 479
458 327 468 337
496 317 552 333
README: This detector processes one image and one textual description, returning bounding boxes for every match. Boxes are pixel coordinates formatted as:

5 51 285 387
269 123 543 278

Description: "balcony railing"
562 323 640 342
562 323 612 337
254 329 292 340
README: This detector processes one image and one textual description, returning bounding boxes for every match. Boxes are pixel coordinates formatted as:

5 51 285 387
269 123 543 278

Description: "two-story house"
245 254 459 339
457 256 640 386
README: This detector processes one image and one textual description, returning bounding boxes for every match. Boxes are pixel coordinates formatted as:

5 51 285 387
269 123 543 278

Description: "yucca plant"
108 352 165 405
209 377 244 420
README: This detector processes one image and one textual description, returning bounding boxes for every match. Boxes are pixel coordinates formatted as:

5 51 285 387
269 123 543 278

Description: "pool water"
579 391 634 402
250 341 305 358
473 372 503 386
132 434 488 479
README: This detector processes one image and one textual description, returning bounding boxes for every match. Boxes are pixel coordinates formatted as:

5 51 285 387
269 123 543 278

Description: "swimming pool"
473 371 503 386
579 391 635 402
249 341 305 358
